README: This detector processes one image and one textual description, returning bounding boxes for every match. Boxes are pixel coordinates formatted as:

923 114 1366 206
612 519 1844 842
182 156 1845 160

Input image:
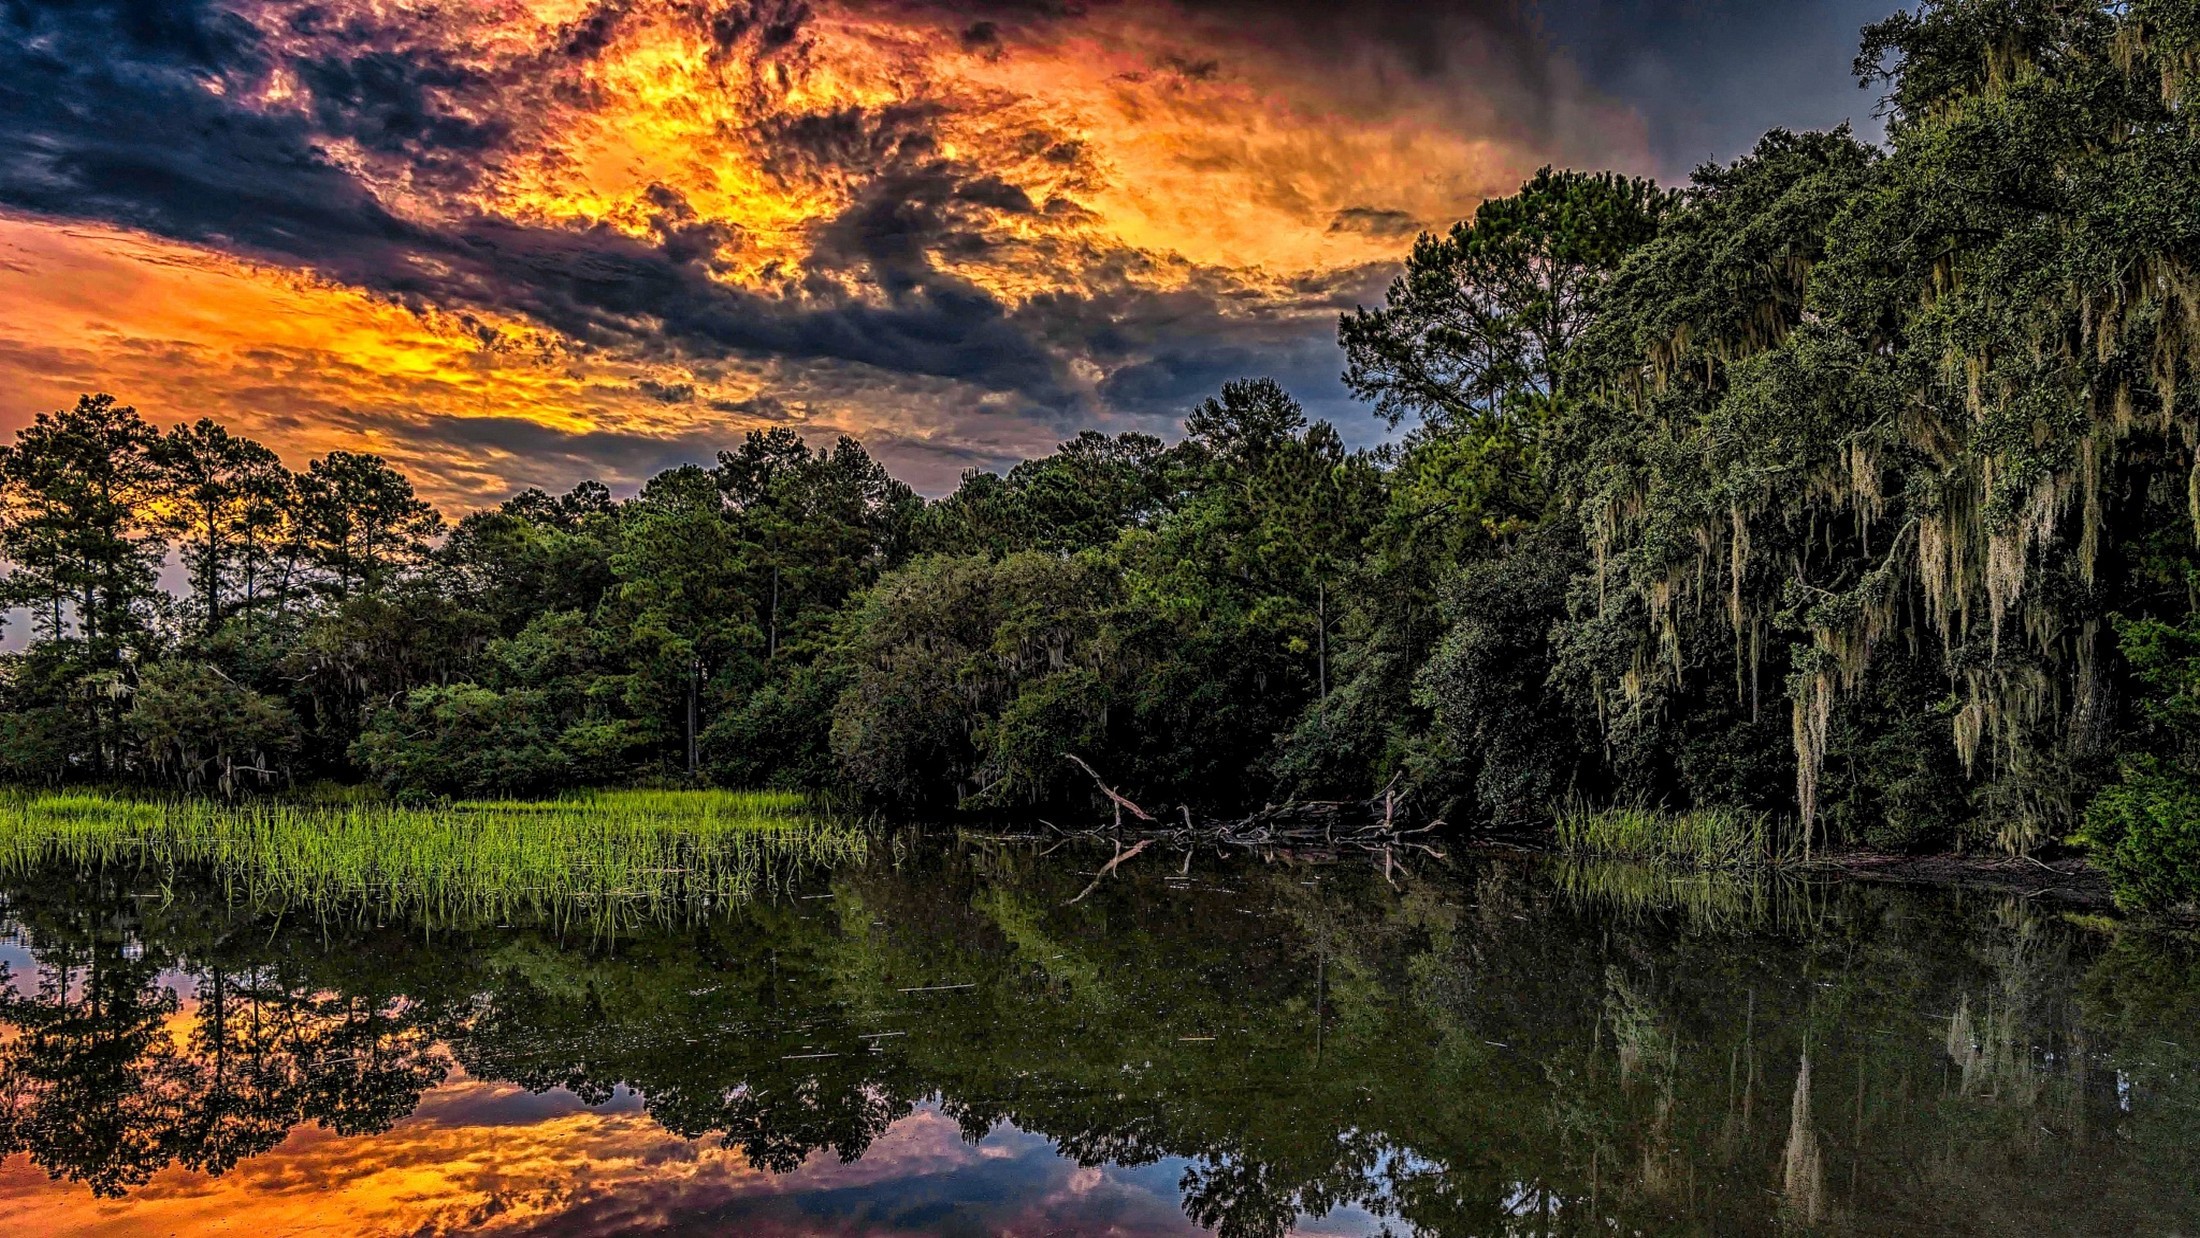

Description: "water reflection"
0 843 2194 1235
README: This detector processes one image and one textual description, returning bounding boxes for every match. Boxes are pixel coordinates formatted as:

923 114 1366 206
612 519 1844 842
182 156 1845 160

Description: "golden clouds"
0 0 1655 503
260 0 1636 292
935 5 1638 276
0 218 748 508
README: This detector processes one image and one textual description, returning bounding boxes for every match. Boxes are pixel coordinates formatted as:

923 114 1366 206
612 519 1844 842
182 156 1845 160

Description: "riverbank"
1808 850 2118 909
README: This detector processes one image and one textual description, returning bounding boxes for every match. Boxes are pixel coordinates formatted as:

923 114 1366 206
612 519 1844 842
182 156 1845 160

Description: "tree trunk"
1316 577 1328 718
686 654 701 776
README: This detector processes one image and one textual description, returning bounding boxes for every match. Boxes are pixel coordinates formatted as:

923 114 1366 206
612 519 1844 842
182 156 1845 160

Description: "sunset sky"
0 0 1897 507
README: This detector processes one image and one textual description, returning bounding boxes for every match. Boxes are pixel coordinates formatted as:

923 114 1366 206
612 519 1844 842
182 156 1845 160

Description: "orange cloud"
0 0 1654 504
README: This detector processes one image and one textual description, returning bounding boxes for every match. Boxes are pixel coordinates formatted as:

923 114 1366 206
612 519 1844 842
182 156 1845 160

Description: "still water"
0 836 2193 1236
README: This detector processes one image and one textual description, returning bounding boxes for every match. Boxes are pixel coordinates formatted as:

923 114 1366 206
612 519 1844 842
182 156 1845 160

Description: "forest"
1 0 2196 908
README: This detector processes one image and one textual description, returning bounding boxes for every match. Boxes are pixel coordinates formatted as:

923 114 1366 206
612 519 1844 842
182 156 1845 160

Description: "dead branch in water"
1066 837 1153 905
1038 757 1444 870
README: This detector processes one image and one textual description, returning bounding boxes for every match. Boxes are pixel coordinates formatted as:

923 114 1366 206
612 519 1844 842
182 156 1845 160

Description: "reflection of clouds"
0 1086 1223 1237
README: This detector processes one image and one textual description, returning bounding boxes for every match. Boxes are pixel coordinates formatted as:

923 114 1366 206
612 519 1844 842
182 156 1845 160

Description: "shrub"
2079 615 2200 911
2081 760 2200 912
353 684 570 798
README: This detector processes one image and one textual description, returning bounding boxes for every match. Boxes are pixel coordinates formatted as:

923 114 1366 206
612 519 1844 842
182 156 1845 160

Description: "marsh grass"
1554 797 1803 869
0 789 864 927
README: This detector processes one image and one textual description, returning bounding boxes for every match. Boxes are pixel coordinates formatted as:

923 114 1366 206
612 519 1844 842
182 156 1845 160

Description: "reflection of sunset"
0 0 1653 504
0 1081 1211 1237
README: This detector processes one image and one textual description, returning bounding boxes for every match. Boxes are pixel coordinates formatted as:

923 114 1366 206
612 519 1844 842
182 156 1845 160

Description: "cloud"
1530 0 1902 174
0 3 1083 401
0 1081 1209 1238
0 0 1898 506
1327 207 1423 239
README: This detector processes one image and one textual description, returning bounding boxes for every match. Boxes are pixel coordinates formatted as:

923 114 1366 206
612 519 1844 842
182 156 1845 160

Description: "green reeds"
1554 797 1802 869
0 788 864 927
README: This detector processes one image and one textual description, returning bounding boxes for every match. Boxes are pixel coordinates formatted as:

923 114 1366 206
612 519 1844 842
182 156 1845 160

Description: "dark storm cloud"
286 47 512 188
636 379 698 404
1009 260 1390 436
882 0 1597 155
756 101 947 182
896 0 1903 175
960 19 1002 52
357 407 1021 502
1328 207 1423 239
1531 0 1905 174
1 2 397 257
710 393 803 421
360 413 740 491
403 214 1071 398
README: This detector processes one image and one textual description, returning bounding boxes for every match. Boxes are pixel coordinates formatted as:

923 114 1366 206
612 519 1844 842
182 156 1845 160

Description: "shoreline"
1461 834 2135 913
1805 850 2117 910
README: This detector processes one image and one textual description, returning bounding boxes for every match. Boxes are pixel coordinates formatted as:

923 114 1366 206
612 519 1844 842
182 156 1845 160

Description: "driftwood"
1017 757 1447 889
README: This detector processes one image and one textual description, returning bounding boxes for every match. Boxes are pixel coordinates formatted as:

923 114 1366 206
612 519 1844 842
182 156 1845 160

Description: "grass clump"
1555 798 1800 869
0 788 863 926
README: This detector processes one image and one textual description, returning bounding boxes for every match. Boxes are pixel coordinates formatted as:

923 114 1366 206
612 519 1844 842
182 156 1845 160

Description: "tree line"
3 0 2196 905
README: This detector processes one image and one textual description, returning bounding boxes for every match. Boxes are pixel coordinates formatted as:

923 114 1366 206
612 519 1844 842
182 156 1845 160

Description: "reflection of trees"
189 967 447 1158
2 850 2197 1234
1180 1152 1311 1238
0 935 187 1196
450 914 924 1173
0 873 449 1197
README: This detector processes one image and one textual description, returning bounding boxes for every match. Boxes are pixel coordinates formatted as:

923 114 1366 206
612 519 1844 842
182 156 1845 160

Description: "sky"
0 0 1901 508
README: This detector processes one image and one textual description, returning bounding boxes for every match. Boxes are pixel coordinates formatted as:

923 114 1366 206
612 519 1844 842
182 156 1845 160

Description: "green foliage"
2079 614 2200 910
2083 762 2200 912
1545 0 2200 867
5 0 2200 873
915 431 1194 556
354 684 572 799
151 419 292 633
1813 646 1974 852
126 659 296 794
701 661 846 791
291 450 443 601
829 551 1126 807
442 489 617 634
0 394 167 773
1340 167 1675 430
1418 523 1587 821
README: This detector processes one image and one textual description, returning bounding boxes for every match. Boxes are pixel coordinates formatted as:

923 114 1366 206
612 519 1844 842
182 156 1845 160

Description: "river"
0 835 2192 1235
